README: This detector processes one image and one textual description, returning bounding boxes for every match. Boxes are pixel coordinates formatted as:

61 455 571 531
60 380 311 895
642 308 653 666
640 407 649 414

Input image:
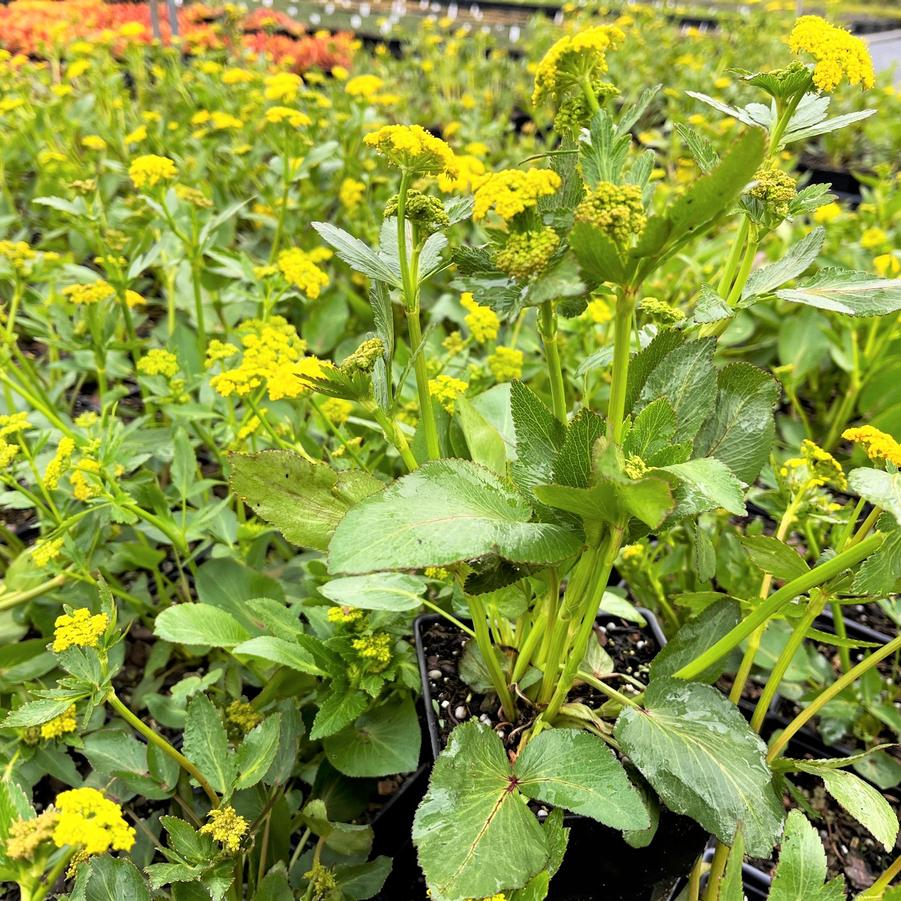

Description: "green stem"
0 574 67 612
538 301 567 425
750 589 827 731
467 592 516 721
674 533 884 682
830 601 852 674
768 629 901 762
370 404 418 471
108 690 219 807
118 501 188 555
575 670 640 708
607 290 635 445
858 854 901 900
716 217 750 298
405 306 440 461
421 598 476 639
191 256 207 354
724 228 758 307
512 611 546 684
703 843 729 901
30 848 76 901
251 668 289 709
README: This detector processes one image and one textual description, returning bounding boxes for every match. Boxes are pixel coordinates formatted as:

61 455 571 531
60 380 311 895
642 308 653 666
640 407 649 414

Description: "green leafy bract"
769 810 847 901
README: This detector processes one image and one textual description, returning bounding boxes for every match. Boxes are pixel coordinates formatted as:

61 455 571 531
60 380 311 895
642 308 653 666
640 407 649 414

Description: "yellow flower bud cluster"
494 227 560 281
748 165 796 219
473 168 561 222
328 605 364 625
32 536 64 567
487 346 524 382
52 607 109 652
351 632 393 672
40 705 77 740
44 436 76 489
53 787 135 856
277 247 331 300
128 154 178 189
6 810 58 860
429 375 469 413
532 26 624 107
384 190 449 233
363 124 458 178
138 348 180 379
779 439 847 491
843 426 901 467
460 292 499 343
226 699 262 735
62 281 116 305
788 16 875 93
575 182 646 246
200 805 248 853
340 337 385 375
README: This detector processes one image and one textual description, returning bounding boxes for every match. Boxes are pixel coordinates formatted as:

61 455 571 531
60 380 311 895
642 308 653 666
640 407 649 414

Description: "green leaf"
182 694 235 795
1 697 81 728
0 780 31 840
510 380 565 497
160 816 217 863
552 409 606 488
692 285 734 325
625 330 684 415
310 679 368 740
741 535 810 581
769 810 847 901
849 468 901 525
228 450 381 552
658 458 747 516
742 228 825 301
194 558 283 635
323 697 421 777
300 799 374 857
624 397 676 460
793 764 899 852
650 599 741 683
777 268 901 317
80 856 151 901
674 123 719 173
694 363 778 483
720 825 745 901
232 635 330 677
234 714 281 790
413 721 548 901
320 573 428 612
254 866 294 901
327 460 582 575
515 729 650 830
334 856 392 900
457 396 508 477
312 221 400 285
614 677 784 856
636 338 716 443
569 222 626 285
154 604 251 648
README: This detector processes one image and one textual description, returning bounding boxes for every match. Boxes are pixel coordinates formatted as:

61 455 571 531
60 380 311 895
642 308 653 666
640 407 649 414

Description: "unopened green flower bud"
494 227 560 280
340 337 385 374
575 181 646 246
748 165 796 219
384 189 449 233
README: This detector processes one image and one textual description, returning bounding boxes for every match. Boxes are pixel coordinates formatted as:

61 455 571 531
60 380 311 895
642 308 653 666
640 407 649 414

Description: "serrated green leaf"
320 573 428 611
154 604 251 648
228 450 382 552
80 856 151 901
515 729 650 829
310 679 369 740
312 221 400 285
2 697 82 728
849 468 901 525
510 380 565 498
741 535 810 581
659 458 747 516
569 222 626 285
324 697 421 777
777 269 901 317
234 714 281 790
743 228 825 301
327 459 582 575
614 677 784 855
769 809 847 901
232 635 330 677
183 694 235 794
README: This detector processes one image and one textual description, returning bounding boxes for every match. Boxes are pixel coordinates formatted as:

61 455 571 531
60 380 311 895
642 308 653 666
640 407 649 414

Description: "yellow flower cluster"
0 411 29 437
71 458 102 501
339 177 365 210
40 705 77 740
209 316 327 401
363 124 458 177
874 253 900 278
320 397 353 425
81 135 107 151
0 239 36 271
472 169 561 222
205 339 239 367
44 436 75 489
345 74 384 98
0 440 18 468
53 788 135 856
226 699 262 735
780 439 847 490
788 16 875 92
210 111 244 130
200 805 248 853
748 165 796 219
494 227 560 280
277 247 331 299
438 154 487 194
52 607 109 652
222 67 256 85
129 154 178 189
860 227 887 250
62 281 116 305
460 292 499 343
137 349 179 379
32 536 64 567
264 72 303 102
351 632 393 671
429 374 469 413
328 605 364 624
843 426 901 467
6 810 58 860
575 182 646 245
587 297 613 324
487 346 524 382
264 106 312 128
532 25 624 106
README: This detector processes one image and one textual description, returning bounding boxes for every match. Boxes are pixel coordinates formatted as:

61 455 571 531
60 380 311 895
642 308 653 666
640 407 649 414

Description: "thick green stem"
108 690 219 807
703 843 729 901
30 848 76 901
512 611 546 684
368 402 418 472
539 301 567 424
768 629 901 762
607 291 635 445
404 308 440 461
191 256 207 354
750 590 827 731
716 217 750 298
467 592 516 721
830 601 852 674
0 574 67 611
858 854 901 900
675 533 884 682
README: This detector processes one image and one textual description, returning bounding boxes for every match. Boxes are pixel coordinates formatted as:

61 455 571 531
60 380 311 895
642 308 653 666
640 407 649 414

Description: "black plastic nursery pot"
414 609 707 901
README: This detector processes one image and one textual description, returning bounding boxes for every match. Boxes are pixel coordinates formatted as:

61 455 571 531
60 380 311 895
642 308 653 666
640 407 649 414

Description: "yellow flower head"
472 168 561 222
779 439 847 491
346 74 384 98
264 106 312 128
860 227 887 250
813 201 842 223
205 339 239 367
129 154 178 189
0 411 31 437
873 253 900 278
328 605 364 624
429 374 469 413
199 806 248 854
222 67 256 85
843 426 901 467
320 397 353 425
494 227 560 281
363 124 458 178
41 705 77 740
788 16 875 92
81 135 107 152
137 348 179 379
52 607 109 653
438 154 488 194
264 72 303 102
339 177 365 210
277 247 330 299
351 632 393 671
62 281 115 305
532 25 624 107
32 536 64 567
460 292 500 343
53 788 135 856
488 346 524 382
44 436 76 489
6 810 59 860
